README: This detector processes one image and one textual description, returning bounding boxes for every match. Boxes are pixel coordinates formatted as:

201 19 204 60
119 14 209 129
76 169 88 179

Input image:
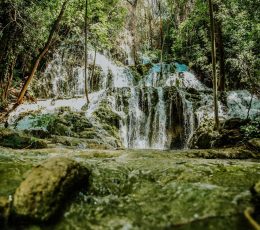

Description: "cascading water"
10 50 260 149
151 87 167 149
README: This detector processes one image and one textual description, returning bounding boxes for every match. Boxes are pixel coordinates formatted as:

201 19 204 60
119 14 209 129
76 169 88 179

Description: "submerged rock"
12 157 89 222
0 128 47 149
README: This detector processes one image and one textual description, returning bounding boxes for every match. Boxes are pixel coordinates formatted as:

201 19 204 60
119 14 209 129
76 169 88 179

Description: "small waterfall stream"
9 51 260 149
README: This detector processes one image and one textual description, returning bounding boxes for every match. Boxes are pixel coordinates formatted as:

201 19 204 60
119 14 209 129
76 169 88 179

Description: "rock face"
12 157 89 222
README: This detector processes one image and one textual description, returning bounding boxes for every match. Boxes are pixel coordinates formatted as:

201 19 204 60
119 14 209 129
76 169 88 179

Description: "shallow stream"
0 147 259 229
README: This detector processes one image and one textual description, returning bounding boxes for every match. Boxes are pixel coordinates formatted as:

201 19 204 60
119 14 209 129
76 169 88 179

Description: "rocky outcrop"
0 128 47 149
17 107 123 149
12 157 89 222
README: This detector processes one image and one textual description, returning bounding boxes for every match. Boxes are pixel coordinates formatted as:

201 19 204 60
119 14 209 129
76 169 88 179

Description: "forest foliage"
0 0 259 108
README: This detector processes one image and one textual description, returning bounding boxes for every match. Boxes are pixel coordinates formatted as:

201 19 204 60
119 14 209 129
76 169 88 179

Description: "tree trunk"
16 0 69 105
216 21 225 92
148 12 153 49
3 57 16 102
91 46 97 91
0 3 19 105
85 0 90 103
246 93 253 120
127 0 138 66
159 1 164 78
208 0 219 130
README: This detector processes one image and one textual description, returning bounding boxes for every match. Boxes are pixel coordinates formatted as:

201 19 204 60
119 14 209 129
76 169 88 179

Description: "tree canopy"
0 0 259 108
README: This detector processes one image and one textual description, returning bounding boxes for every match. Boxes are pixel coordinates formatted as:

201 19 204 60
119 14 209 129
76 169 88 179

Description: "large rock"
12 157 89 222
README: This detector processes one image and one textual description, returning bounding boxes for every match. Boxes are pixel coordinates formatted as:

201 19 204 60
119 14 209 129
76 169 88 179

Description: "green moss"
93 101 120 129
0 128 47 149
79 130 97 139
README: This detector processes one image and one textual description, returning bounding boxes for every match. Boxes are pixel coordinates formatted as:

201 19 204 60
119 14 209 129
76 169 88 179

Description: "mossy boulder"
0 128 47 149
247 138 260 152
190 118 251 149
189 120 217 149
46 111 93 137
92 101 122 147
12 157 89 222
214 118 251 147
93 101 120 129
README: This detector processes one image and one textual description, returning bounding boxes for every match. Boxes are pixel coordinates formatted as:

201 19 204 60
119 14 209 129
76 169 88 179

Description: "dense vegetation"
0 0 126 107
0 0 259 107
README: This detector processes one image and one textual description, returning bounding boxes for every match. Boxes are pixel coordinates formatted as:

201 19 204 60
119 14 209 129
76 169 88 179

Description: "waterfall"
10 51 260 150
151 87 167 149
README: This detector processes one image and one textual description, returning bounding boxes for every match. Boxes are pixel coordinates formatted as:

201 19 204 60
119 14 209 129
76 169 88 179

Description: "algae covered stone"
12 157 89 222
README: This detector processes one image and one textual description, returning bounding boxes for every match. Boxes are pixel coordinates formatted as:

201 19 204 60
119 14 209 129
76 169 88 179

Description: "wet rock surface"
0 147 259 229
12 157 89 222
